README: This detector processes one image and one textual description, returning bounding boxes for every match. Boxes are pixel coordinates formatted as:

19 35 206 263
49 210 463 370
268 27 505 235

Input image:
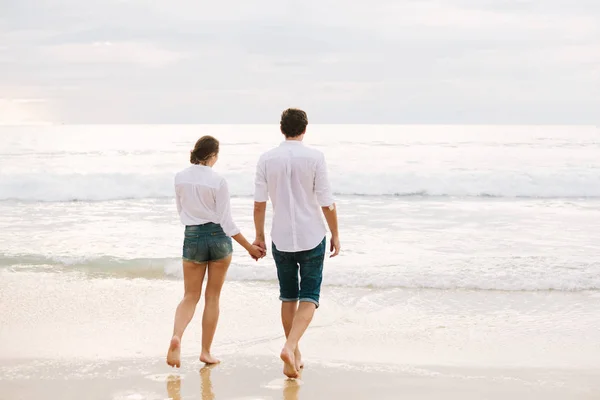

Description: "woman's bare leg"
200 255 231 364
167 260 208 368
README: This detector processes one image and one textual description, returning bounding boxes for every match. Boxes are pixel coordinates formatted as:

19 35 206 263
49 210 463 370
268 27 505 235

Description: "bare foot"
166 336 181 368
295 348 304 370
200 351 220 365
280 347 299 379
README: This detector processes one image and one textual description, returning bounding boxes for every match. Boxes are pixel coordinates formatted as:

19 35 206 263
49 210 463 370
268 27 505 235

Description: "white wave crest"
1 169 600 201
0 173 175 201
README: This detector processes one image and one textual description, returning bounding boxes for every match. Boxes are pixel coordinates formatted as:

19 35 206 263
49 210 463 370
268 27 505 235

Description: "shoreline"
1 272 599 367
2 356 599 400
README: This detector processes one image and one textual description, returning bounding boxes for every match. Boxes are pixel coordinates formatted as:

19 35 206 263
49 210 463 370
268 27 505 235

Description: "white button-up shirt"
174 165 240 237
254 140 334 252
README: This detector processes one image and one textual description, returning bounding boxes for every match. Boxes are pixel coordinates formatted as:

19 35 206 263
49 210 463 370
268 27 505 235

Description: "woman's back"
175 164 239 236
167 134 265 369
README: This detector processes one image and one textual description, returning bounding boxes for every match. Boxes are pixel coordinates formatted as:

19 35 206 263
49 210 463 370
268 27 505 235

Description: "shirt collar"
280 140 304 146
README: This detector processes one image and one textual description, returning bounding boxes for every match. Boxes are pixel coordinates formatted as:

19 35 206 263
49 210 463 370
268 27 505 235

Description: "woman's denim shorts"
182 223 233 263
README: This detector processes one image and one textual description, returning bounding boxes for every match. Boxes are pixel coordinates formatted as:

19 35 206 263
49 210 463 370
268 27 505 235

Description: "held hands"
249 238 267 261
248 237 339 260
248 244 266 261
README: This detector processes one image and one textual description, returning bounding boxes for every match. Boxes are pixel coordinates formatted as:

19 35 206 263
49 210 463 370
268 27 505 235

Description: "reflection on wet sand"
165 365 302 400
283 373 302 400
165 365 217 400
166 374 182 400
200 365 216 400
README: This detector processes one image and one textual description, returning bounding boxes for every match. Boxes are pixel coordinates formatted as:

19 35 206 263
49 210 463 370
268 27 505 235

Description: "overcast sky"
0 0 599 124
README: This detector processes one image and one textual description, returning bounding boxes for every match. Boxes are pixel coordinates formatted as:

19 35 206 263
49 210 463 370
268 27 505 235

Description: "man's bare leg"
167 260 207 368
281 302 304 370
280 302 316 378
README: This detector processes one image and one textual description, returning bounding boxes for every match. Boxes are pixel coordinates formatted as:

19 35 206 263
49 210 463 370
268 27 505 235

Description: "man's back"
255 140 333 252
252 108 340 379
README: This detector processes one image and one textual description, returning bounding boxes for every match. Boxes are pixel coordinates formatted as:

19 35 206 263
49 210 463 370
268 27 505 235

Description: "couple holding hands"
167 108 340 379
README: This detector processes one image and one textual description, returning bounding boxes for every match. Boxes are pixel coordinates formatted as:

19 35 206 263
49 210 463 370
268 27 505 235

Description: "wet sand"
2 355 599 400
2 271 600 399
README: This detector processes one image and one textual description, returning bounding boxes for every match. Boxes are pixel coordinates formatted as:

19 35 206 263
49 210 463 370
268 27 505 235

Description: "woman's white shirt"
174 165 240 237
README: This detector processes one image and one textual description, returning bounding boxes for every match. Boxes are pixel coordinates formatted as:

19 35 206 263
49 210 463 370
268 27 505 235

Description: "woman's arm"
215 179 240 237
215 179 264 259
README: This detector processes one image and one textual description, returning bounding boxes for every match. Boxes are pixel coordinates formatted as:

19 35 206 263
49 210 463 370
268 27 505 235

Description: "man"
253 108 340 379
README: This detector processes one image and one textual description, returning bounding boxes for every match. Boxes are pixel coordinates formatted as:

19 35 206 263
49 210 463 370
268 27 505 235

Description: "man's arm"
315 154 340 257
322 204 340 257
253 157 269 251
253 201 267 250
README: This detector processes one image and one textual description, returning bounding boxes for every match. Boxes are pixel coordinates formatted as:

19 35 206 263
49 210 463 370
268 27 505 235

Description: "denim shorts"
182 223 233 263
271 237 326 308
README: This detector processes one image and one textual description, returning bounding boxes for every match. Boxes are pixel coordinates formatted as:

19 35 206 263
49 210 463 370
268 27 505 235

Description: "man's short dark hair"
280 108 308 138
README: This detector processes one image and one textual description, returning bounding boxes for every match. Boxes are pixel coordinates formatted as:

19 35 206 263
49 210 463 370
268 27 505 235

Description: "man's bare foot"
200 351 220 365
280 347 299 379
166 336 181 368
295 348 304 370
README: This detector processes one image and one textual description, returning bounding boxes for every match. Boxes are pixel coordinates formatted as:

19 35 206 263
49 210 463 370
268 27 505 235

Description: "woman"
166 135 265 368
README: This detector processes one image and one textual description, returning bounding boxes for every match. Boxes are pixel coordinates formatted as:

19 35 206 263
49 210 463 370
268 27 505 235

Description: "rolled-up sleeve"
254 157 269 202
315 154 334 207
215 179 240 237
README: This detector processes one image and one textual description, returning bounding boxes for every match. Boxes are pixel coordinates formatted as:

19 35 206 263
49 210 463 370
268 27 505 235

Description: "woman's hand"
232 233 266 261
248 244 266 261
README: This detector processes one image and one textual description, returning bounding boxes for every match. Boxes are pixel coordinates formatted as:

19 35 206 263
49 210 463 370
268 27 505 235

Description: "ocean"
1 124 599 290
1 124 600 373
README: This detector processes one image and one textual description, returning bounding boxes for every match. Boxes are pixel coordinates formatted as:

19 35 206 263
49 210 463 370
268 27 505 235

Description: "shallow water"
1 124 599 291
1 125 599 374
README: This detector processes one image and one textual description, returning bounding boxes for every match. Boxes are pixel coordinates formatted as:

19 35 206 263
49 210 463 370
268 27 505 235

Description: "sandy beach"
2 270 600 399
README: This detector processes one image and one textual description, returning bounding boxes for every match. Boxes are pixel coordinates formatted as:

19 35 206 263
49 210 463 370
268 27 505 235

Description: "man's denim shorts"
271 237 326 308
182 223 233 263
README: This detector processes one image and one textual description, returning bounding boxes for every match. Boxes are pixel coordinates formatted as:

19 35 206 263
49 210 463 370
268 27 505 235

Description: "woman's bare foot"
200 351 220 365
280 347 299 379
295 348 304 370
166 336 181 368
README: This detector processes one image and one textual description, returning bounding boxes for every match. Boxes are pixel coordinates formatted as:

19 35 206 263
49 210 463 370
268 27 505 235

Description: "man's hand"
253 201 267 261
248 245 266 261
321 203 339 258
329 236 340 258
253 238 267 255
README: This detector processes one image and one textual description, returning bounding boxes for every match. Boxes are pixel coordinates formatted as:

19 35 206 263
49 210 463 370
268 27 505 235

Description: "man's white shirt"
254 140 334 252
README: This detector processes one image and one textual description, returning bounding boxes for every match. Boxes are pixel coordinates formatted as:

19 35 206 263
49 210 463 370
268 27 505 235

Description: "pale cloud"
41 41 187 67
0 0 598 123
